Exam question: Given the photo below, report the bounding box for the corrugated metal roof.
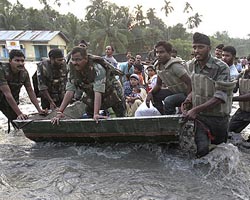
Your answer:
[0,31,23,40]
[0,30,69,42]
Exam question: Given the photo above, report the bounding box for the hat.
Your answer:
[48,48,64,58]
[130,74,139,81]
[193,32,211,45]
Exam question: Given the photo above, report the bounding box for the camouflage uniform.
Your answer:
[153,57,189,114]
[229,70,250,133]
[66,55,125,117]
[36,59,67,109]
[187,55,233,157]
[0,62,30,122]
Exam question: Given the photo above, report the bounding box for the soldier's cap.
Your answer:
[193,32,211,46]
[130,74,139,81]
[48,49,64,58]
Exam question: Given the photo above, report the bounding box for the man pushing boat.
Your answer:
[51,46,125,124]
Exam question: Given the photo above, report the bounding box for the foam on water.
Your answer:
[0,62,250,199]
[193,143,240,177]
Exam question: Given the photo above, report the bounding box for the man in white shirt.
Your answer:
[222,46,239,81]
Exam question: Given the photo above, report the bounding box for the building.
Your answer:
[0,30,69,61]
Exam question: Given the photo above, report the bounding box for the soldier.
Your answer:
[35,48,67,110]
[51,46,125,124]
[0,49,45,131]
[183,32,235,158]
[228,56,250,134]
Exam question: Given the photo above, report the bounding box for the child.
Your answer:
[126,86,142,107]
[133,64,144,85]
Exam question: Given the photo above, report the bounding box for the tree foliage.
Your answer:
[0,0,249,59]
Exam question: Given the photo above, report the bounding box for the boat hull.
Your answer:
[14,115,183,143]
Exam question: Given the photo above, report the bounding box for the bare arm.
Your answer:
[184,97,223,120]
[58,90,74,113]
[25,84,43,113]
[51,90,74,125]
[93,91,108,122]
[233,93,250,102]
[40,89,57,110]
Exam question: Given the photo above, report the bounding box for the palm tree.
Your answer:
[88,5,130,54]
[85,0,107,20]
[161,0,174,17]
[116,6,133,31]
[134,4,145,27]
[183,2,193,13]
[0,3,24,30]
[146,8,156,25]
[186,12,202,29]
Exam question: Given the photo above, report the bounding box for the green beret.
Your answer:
[193,32,210,45]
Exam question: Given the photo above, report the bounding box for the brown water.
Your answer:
[0,63,250,199]
[0,127,250,200]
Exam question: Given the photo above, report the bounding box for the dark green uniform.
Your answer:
[66,55,125,117]
[0,62,30,123]
[36,59,67,109]
[187,55,234,157]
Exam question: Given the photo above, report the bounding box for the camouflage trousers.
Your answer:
[84,80,126,117]
[0,98,19,131]
[229,108,250,133]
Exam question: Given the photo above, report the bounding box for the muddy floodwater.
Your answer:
[0,63,250,200]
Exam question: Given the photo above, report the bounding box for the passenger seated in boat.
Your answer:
[51,46,125,124]
[135,65,161,117]
[145,41,192,115]
[124,74,147,117]
[126,86,143,116]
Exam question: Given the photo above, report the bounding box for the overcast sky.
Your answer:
[9,0,250,39]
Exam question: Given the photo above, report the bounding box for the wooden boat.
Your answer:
[13,115,184,143]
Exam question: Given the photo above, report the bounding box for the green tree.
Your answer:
[88,4,130,54]
[161,0,174,17]
[146,8,156,26]
[183,2,193,13]
[85,0,107,20]
[169,23,190,40]
[186,13,202,29]
[134,4,146,27]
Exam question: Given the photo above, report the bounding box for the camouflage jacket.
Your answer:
[66,55,124,109]
[36,59,67,102]
[0,62,30,104]
[187,55,230,103]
